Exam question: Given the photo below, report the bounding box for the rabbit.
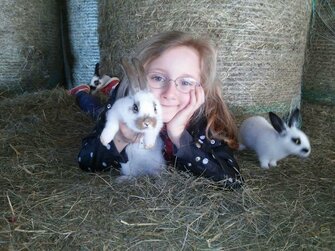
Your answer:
[100,58,163,149]
[89,62,101,88]
[89,63,115,94]
[239,108,311,169]
[100,58,165,180]
[116,136,166,183]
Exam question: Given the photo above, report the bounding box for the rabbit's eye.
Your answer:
[292,137,301,145]
[153,102,157,113]
[132,104,139,113]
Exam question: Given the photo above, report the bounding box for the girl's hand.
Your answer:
[166,85,205,148]
[113,122,142,152]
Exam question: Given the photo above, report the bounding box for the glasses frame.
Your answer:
[147,72,201,94]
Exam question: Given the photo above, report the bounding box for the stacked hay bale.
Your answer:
[0,0,63,92]
[99,0,311,116]
[302,0,335,105]
[66,0,100,87]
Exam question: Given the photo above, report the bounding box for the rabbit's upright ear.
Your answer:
[120,57,138,95]
[288,108,300,128]
[94,63,100,77]
[269,112,286,134]
[120,57,148,95]
[132,58,148,91]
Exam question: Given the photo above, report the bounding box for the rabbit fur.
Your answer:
[239,109,311,169]
[117,137,166,182]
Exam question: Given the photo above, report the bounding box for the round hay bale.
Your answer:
[302,0,335,105]
[66,0,100,87]
[99,0,311,115]
[0,0,63,92]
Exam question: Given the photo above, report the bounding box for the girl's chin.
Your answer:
[161,107,178,123]
[162,116,173,123]
[162,113,176,123]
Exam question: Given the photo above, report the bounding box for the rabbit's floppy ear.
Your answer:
[269,112,286,134]
[120,57,148,95]
[288,108,300,128]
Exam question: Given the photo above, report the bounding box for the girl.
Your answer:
[69,31,243,188]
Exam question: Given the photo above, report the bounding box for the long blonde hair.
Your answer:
[118,31,238,149]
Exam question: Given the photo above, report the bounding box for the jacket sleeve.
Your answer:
[77,99,128,172]
[174,129,244,188]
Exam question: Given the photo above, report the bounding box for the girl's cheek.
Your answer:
[181,92,192,107]
[150,88,161,99]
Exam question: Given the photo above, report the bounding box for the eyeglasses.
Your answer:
[147,72,201,94]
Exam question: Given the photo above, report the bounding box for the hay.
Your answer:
[0,0,63,93]
[302,0,335,105]
[65,0,100,87]
[99,0,311,116]
[0,88,334,250]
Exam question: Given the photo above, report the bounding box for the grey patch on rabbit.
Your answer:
[239,108,311,169]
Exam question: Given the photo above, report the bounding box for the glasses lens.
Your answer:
[176,77,199,93]
[147,73,167,89]
[147,73,200,93]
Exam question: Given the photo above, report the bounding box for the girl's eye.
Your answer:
[180,79,194,86]
[152,75,166,82]
[181,80,192,86]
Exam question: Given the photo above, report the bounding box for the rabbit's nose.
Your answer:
[301,148,311,157]
[143,118,152,127]
[301,148,309,153]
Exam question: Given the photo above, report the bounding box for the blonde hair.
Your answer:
[118,31,238,149]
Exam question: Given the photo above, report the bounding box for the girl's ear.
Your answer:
[269,112,287,134]
[288,108,300,128]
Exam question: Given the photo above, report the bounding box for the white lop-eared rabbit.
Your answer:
[239,109,311,169]
[100,58,165,181]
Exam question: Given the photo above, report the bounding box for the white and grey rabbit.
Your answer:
[100,58,165,180]
[239,108,311,169]
[89,62,117,94]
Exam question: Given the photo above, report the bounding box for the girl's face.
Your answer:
[145,46,201,123]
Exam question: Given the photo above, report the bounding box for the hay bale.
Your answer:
[302,0,335,105]
[99,0,311,115]
[66,0,100,87]
[0,0,63,92]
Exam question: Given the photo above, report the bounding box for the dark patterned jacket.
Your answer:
[77,93,244,189]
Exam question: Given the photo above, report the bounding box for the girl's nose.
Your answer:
[162,80,177,99]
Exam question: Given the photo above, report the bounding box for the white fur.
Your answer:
[117,137,166,182]
[239,115,311,169]
[100,91,163,148]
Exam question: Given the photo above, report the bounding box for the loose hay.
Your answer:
[0,89,334,250]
